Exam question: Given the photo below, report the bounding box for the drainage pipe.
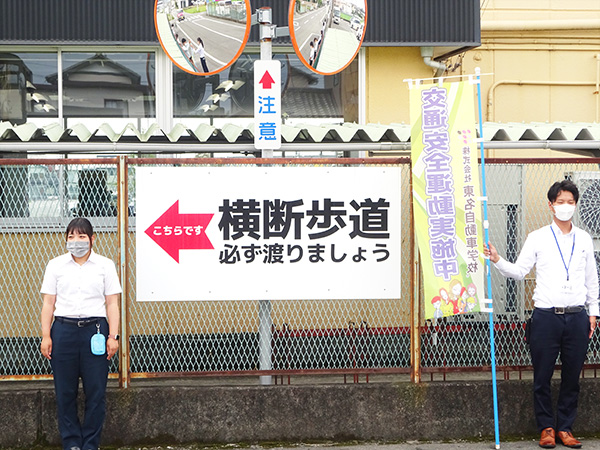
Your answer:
[420,47,446,78]
[482,19,600,31]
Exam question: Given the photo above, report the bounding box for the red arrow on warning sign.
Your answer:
[259,70,275,89]
[145,200,214,263]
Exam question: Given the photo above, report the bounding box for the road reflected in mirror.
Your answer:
[290,0,366,75]
[155,0,251,75]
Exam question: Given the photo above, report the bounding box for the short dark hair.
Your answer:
[547,180,579,204]
[66,218,94,241]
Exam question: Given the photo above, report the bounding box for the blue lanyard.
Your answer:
[550,226,575,281]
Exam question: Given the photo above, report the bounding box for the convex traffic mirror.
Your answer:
[155,0,251,75]
[289,0,367,75]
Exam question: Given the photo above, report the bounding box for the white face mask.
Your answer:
[66,241,90,258]
[553,203,576,222]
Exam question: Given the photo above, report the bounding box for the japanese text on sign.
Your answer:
[421,86,458,282]
[217,197,390,264]
[254,60,282,149]
[460,129,480,275]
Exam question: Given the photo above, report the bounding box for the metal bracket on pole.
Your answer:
[275,26,290,38]
[260,24,276,40]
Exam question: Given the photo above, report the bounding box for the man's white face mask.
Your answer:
[553,203,576,222]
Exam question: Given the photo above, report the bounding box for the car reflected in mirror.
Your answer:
[289,0,367,75]
[155,0,251,75]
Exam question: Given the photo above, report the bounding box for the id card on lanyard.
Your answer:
[551,227,575,296]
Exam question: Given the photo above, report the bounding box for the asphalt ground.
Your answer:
[9,439,600,450]
[108,440,600,450]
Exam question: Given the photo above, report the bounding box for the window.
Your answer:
[104,99,130,116]
[0,51,156,129]
[0,52,58,125]
[60,52,155,120]
[173,52,358,123]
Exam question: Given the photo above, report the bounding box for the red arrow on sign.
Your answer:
[259,70,275,89]
[145,200,214,263]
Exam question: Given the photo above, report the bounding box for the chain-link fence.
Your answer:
[125,159,413,378]
[2,157,600,384]
[420,160,600,375]
[0,159,121,377]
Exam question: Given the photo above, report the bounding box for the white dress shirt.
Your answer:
[194,43,206,58]
[494,222,599,316]
[40,251,122,318]
[182,42,191,58]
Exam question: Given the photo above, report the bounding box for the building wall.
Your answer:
[365,47,429,125]
[364,0,600,125]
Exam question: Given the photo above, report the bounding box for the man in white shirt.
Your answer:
[485,180,598,449]
[181,38,192,63]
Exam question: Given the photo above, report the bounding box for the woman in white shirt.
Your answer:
[194,37,209,73]
[41,218,122,450]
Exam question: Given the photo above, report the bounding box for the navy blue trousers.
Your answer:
[50,318,109,450]
[529,308,590,432]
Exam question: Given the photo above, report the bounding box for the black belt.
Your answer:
[536,306,585,314]
[54,316,103,327]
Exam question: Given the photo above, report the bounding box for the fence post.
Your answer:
[117,155,130,388]
[410,165,421,383]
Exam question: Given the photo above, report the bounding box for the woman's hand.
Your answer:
[40,294,56,360]
[106,337,119,360]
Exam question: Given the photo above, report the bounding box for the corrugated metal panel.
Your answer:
[1,121,600,144]
[247,0,480,47]
[363,0,480,46]
[0,0,157,44]
[0,0,479,47]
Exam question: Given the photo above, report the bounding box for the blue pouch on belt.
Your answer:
[91,324,106,355]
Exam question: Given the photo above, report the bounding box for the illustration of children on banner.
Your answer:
[429,279,480,318]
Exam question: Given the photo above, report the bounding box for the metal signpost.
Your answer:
[254,7,287,385]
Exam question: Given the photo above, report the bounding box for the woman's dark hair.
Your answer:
[66,218,94,241]
[547,180,579,204]
[197,37,204,47]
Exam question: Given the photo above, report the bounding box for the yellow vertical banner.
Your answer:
[410,81,486,321]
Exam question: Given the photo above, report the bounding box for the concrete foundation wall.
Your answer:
[2,379,600,448]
